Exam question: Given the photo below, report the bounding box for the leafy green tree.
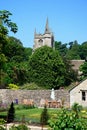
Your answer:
[4,36,25,62]
[28,46,66,89]
[0,10,18,86]
[55,41,68,56]
[3,61,29,85]
[62,58,77,86]
[0,10,18,34]
[66,40,80,60]
[80,61,87,78]
[79,41,87,59]
[24,47,32,61]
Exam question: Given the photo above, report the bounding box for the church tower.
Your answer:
[33,18,54,51]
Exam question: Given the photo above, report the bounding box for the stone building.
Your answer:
[33,18,54,51]
[71,60,85,75]
[69,79,87,107]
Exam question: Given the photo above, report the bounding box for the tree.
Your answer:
[62,57,78,86]
[40,105,49,128]
[0,10,18,34]
[55,41,68,57]
[3,61,29,85]
[66,40,80,60]
[79,41,87,59]
[80,61,87,78]
[0,10,18,86]
[28,46,66,89]
[4,36,25,62]
[7,102,15,123]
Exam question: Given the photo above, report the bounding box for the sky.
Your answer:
[1,0,87,48]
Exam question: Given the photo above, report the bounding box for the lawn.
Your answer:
[0,105,60,124]
[0,104,87,124]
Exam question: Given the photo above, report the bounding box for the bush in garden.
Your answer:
[0,118,6,124]
[9,124,30,130]
[72,102,82,117]
[40,105,49,126]
[0,119,6,130]
[0,126,6,130]
[8,83,19,90]
[48,108,87,130]
[7,102,15,123]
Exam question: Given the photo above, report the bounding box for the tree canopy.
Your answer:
[28,46,67,89]
[0,9,87,89]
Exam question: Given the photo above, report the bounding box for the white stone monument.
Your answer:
[51,88,55,100]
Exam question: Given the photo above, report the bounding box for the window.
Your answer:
[38,39,43,43]
[82,91,86,101]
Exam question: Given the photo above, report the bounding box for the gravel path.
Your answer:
[5,123,48,130]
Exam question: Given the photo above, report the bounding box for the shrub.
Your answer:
[40,105,49,126]
[7,83,19,90]
[49,108,87,130]
[0,119,6,130]
[9,124,30,130]
[0,126,6,130]
[72,102,82,118]
[7,102,15,123]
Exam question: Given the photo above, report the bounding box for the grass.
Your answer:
[0,104,87,124]
[0,105,59,124]
[15,107,60,123]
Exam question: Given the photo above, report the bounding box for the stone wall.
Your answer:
[0,89,69,107]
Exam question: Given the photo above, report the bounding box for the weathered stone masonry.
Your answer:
[0,89,69,107]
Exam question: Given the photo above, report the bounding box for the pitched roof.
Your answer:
[69,78,87,92]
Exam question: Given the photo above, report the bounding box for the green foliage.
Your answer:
[62,57,78,86]
[21,83,45,90]
[49,108,87,130]
[7,83,19,90]
[0,118,6,124]
[0,10,18,34]
[7,102,15,123]
[79,41,87,59]
[0,10,87,88]
[0,126,6,130]
[40,105,49,126]
[28,46,66,89]
[66,40,80,60]
[55,41,68,56]
[2,61,29,85]
[55,40,87,61]
[9,124,29,130]
[72,103,82,118]
[0,118,6,130]
[80,62,87,78]
[4,37,26,62]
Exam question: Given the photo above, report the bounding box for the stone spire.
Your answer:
[45,18,50,33]
[34,28,36,37]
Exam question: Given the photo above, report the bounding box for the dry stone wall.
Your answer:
[0,89,69,107]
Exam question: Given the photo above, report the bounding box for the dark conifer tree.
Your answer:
[7,102,15,123]
[40,105,49,127]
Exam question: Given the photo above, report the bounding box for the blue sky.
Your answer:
[1,0,87,48]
